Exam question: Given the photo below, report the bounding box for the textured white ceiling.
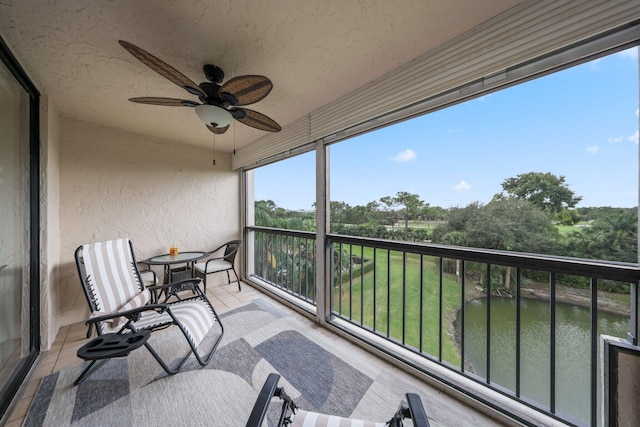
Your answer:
[0,0,521,152]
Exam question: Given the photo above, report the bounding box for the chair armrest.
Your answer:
[87,304,168,325]
[201,250,238,269]
[406,393,430,427]
[202,243,240,263]
[246,373,281,427]
[137,261,152,272]
[208,242,229,255]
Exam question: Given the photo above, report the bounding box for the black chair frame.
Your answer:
[194,239,242,292]
[75,241,224,380]
[246,373,431,427]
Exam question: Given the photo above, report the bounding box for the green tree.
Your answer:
[255,200,314,231]
[380,191,427,240]
[556,208,582,226]
[255,200,278,226]
[422,205,446,223]
[365,200,392,227]
[433,199,559,291]
[330,201,350,225]
[496,172,582,215]
[345,204,368,225]
[564,208,637,263]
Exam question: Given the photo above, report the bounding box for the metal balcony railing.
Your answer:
[248,226,316,304]
[245,226,640,427]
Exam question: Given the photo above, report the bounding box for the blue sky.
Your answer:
[255,47,639,211]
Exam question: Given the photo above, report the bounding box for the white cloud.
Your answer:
[608,136,624,143]
[586,146,599,154]
[453,180,471,192]
[629,130,639,145]
[636,107,639,117]
[393,149,417,163]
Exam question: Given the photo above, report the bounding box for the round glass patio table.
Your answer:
[144,251,206,284]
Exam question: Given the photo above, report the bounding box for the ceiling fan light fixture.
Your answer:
[195,104,233,128]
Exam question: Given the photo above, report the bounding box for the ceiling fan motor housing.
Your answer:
[203,64,224,83]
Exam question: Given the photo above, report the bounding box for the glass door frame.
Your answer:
[0,35,40,420]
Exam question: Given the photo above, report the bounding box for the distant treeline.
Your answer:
[255,197,637,293]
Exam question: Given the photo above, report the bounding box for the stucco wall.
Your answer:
[40,96,61,349]
[57,118,240,326]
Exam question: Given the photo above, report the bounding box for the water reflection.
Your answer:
[459,297,628,424]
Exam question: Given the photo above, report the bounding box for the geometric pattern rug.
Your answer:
[22,298,489,426]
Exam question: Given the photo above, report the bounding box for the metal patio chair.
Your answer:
[137,261,158,287]
[74,238,224,383]
[246,373,431,427]
[193,239,242,292]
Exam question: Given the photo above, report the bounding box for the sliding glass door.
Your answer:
[0,37,39,420]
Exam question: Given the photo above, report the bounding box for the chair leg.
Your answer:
[149,300,224,373]
[143,342,186,375]
[74,359,109,385]
[231,267,241,291]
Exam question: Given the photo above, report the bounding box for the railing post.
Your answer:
[628,282,640,345]
[243,170,255,278]
[315,139,330,325]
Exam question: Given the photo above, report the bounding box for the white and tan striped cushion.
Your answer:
[132,299,216,346]
[291,410,386,427]
[83,239,142,314]
[193,259,232,274]
[91,288,152,331]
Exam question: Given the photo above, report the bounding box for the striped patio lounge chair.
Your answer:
[74,238,223,382]
[246,373,431,427]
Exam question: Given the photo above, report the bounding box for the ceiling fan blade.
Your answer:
[207,124,229,134]
[220,75,273,106]
[119,40,205,97]
[129,97,200,107]
[233,108,281,132]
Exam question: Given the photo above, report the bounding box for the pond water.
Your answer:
[460,297,628,425]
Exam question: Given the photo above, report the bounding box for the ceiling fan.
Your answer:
[119,40,281,135]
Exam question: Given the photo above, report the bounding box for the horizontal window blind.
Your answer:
[233,116,310,169]
[233,0,640,170]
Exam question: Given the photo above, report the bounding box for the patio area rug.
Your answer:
[22,298,485,427]
[24,299,402,426]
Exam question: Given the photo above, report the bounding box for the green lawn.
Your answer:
[333,247,463,366]
[405,220,446,229]
[555,221,591,235]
